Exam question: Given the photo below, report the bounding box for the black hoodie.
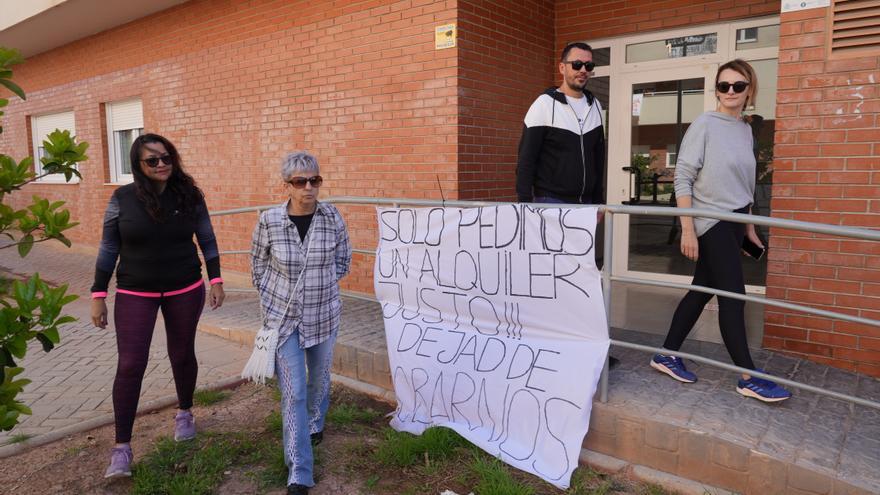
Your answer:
[516,87,606,204]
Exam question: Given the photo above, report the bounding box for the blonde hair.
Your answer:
[715,59,758,112]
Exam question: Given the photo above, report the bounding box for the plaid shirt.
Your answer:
[251,201,352,348]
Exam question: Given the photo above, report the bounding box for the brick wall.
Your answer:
[456,0,555,201]
[766,7,880,377]
[1,0,459,295]
[556,0,779,45]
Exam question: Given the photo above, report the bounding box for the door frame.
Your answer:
[588,15,779,294]
[607,65,716,286]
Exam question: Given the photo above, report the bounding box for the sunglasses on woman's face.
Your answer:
[564,60,596,72]
[141,155,173,168]
[288,175,323,188]
[716,81,750,94]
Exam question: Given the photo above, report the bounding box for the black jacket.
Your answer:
[91,183,221,293]
[516,88,606,204]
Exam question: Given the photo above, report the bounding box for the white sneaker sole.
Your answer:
[737,386,791,403]
[104,470,131,479]
[650,359,696,383]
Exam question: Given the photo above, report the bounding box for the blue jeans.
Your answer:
[533,195,567,204]
[276,331,336,487]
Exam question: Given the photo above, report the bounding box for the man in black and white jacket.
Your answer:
[516,41,605,211]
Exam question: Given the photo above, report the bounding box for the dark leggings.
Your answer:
[663,220,756,370]
[112,285,205,443]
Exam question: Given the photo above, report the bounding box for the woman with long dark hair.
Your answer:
[649,60,791,403]
[90,133,226,477]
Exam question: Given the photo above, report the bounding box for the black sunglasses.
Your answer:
[288,175,323,188]
[141,155,173,168]
[564,60,596,72]
[716,81,750,94]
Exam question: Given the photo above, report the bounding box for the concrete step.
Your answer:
[200,294,880,495]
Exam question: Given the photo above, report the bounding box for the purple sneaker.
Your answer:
[174,410,196,442]
[104,445,132,478]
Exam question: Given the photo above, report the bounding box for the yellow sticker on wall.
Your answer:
[435,24,456,50]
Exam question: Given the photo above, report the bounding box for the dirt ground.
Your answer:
[0,382,663,495]
[0,383,391,495]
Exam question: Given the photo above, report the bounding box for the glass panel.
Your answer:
[627,78,704,277]
[736,25,779,51]
[742,59,778,286]
[588,76,610,267]
[591,47,610,67]
[116,128,142,176]
[626,33,717,63]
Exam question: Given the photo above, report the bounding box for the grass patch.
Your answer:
[5,433,33,445]
[265,410,282,435]
[469,454,535,495]
[374,426,468,468]
[326,403,381,426]
[192,389,229,407]
[131,433,253,495]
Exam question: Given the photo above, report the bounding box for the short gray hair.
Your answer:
[280,151,320,181]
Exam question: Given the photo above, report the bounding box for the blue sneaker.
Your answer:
[737,371,792,403]
[650,354,697,383]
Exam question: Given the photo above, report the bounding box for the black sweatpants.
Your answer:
[662,218,755,370]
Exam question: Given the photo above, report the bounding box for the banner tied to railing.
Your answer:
[374,204,610,489]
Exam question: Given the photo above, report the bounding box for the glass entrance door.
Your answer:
[606,66,715,280]
[627,77,706,277]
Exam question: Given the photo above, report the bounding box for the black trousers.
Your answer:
[662,218,755,370]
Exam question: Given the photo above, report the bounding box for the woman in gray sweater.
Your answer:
[649,59,791,403]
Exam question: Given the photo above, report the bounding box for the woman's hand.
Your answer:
[680,229,699,261]
[745,225,764,250]
[91,298,108,329]
[209,283,226,310]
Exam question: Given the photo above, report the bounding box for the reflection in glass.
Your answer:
[627,78,704,278]
[591,47,610,67]
[626,33,717,63]
[736,25,779,50]
[116,128,143,175]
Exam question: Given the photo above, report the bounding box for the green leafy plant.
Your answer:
[0,47,87,431]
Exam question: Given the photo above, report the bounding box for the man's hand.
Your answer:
[91,298,108,329]
[209,283,226,310]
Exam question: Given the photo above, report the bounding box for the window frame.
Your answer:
[30,110,79,184]
[105,98,144,184]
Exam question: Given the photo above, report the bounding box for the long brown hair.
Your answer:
[129,133,203,222]
[715,59,758,115]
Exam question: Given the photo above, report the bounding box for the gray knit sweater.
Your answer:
[674,111,756,237]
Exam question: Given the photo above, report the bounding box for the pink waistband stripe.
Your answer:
[116,280,205,298]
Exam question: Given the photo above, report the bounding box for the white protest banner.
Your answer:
[374,204,610,489]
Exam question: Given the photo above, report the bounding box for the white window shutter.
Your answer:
[33,111,75,140]
[109,99,143,130]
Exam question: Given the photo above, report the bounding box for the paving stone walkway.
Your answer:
[0,243,251,446]
[3,242,879,494]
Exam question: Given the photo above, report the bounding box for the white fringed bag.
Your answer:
[242,233,311,384]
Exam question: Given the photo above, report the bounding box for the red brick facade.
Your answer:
[2,0,878,375]
[766,7,880,377]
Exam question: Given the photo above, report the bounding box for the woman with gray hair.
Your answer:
[247,151,352,495]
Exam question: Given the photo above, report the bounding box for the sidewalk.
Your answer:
[3,241,879,494]
[0,242,251,447]
[200,277,880,494]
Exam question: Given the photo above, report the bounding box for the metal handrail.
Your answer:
[211,196,880,410]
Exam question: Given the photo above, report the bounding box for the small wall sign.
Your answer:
[435,24,456,50]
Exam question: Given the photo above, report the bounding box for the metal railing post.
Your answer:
[600,208,613,403]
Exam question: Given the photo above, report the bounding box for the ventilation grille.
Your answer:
[831,0,880,56]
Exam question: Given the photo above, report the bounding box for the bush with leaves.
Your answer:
[0,47,88,431]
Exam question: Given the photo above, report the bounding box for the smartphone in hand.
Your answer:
[742,236,766,260]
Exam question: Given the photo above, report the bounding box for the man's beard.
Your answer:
[566,77,587,93]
